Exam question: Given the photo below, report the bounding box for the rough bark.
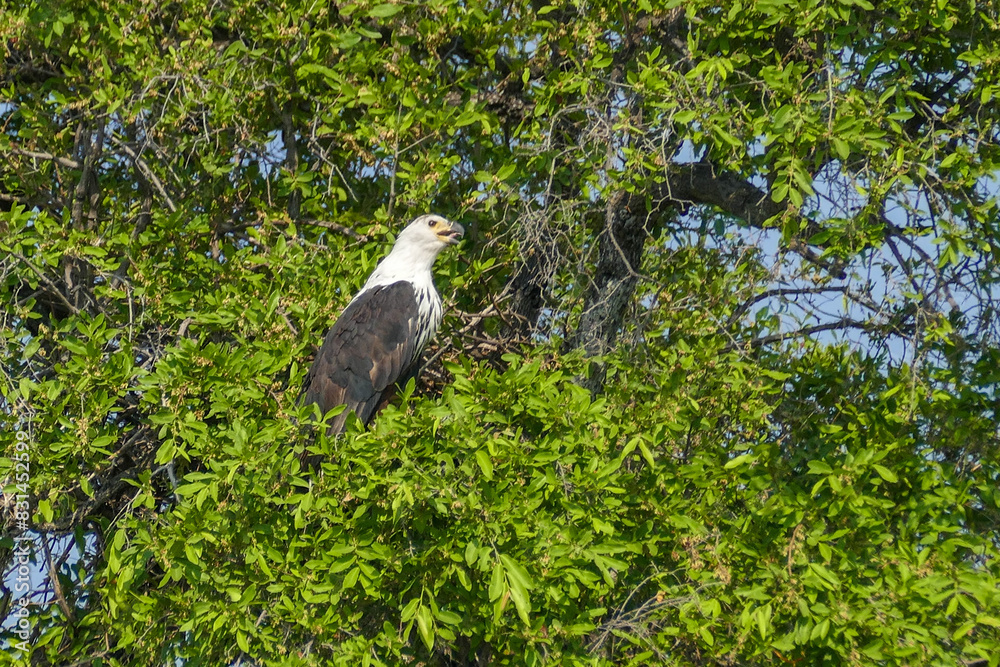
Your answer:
[572,191,650,395]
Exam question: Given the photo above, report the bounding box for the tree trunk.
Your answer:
[572,191,648,395]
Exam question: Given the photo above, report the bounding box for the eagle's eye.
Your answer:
[428,219,437,227]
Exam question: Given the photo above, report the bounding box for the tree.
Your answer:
[2,0,999,664]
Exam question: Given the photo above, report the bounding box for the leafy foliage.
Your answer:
[2,0,999,665]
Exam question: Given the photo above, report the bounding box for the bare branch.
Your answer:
[109,135,178,214]
[882,214,961,312]
[727,317,872,352]
[295,219,366,240]
[10,148,82,170]
[726,286,849,328]
[10,251,81,318]
[42,535,76,624]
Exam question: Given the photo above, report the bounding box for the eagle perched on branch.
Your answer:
[302,214,464,434]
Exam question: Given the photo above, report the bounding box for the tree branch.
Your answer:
[293,218,365,240]
[726,286,849,328]
[572,191,648,395]
[110,135,178,214]
[725,318,871,352]
[10,148,82,170]
[10,251,81,319]
[654,163,847,278]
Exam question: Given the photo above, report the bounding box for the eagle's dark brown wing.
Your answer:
[302,281,420,434]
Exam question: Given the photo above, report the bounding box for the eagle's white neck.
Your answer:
[360,232,446,292]
[356,236,445,352]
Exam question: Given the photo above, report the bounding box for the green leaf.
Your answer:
[400,597,420,622]
[831,137,850,160]
[808,460,833,475]
[489,561,505,601]
[415,605,435,651]
[872,464,898,483]
[475,449,494,480]
[501,555,533,624]
[724,453,757,469]
[368,3,402,18]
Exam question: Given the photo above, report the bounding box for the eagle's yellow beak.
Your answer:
[436,219,464,246]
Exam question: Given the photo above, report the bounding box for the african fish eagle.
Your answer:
[302,214,464,434]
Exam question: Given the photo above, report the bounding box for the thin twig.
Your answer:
[295,218,366,240]
[10,251,81,317]
[109,135,178,214]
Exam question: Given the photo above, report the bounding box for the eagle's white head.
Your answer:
[361,214,464,289]
[394,214,464,254]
